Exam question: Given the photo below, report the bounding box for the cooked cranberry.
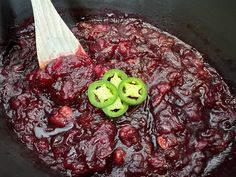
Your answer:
[49,106,73,127]
[155,105,185,133]
[59,106,73,117]
[157,133,178,149]
[119,125,140,147]
[113,148,126,166]
[51,79,76,101]
[93,122,116,159]
[147,155,168,175]
[76,113,92,126]
[28,70,52,86]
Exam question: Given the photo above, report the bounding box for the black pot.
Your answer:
[1,0,236,177]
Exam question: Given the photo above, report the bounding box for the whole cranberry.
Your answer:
[119,125,140,147]
[157,133,177,149]
[49,106,73,127]
[59,105,73,117]
[113,148,126,166]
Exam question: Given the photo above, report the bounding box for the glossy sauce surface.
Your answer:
[0,17,236,177]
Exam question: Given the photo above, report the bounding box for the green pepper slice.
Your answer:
[102,97,129,118]
[88,80,118,108]
[102,69,128,88]
[118,77,147,105]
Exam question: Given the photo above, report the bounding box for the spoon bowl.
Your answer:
[31,0,86,68]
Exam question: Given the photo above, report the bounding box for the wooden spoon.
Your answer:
[31,0,87,69]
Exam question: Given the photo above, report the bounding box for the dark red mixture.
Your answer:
[1,17,236,177]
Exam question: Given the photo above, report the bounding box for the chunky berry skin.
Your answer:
[1,17,236,177]
[49,106,73,127]
[119,125,140,147]
[157,133,177,149]
[113,148,126,166]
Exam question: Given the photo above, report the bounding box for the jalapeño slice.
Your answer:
[102,97,129,118]
[88,80,118,108]
[118,77,147,105]
[102,69,128,88]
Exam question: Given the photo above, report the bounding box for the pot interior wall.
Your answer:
[0,0,236,177]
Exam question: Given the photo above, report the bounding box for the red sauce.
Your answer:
[1,17,236,177]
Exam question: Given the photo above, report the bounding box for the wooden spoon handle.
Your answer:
[31,0,85,68]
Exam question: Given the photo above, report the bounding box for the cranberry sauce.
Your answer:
[0,17,236,177]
